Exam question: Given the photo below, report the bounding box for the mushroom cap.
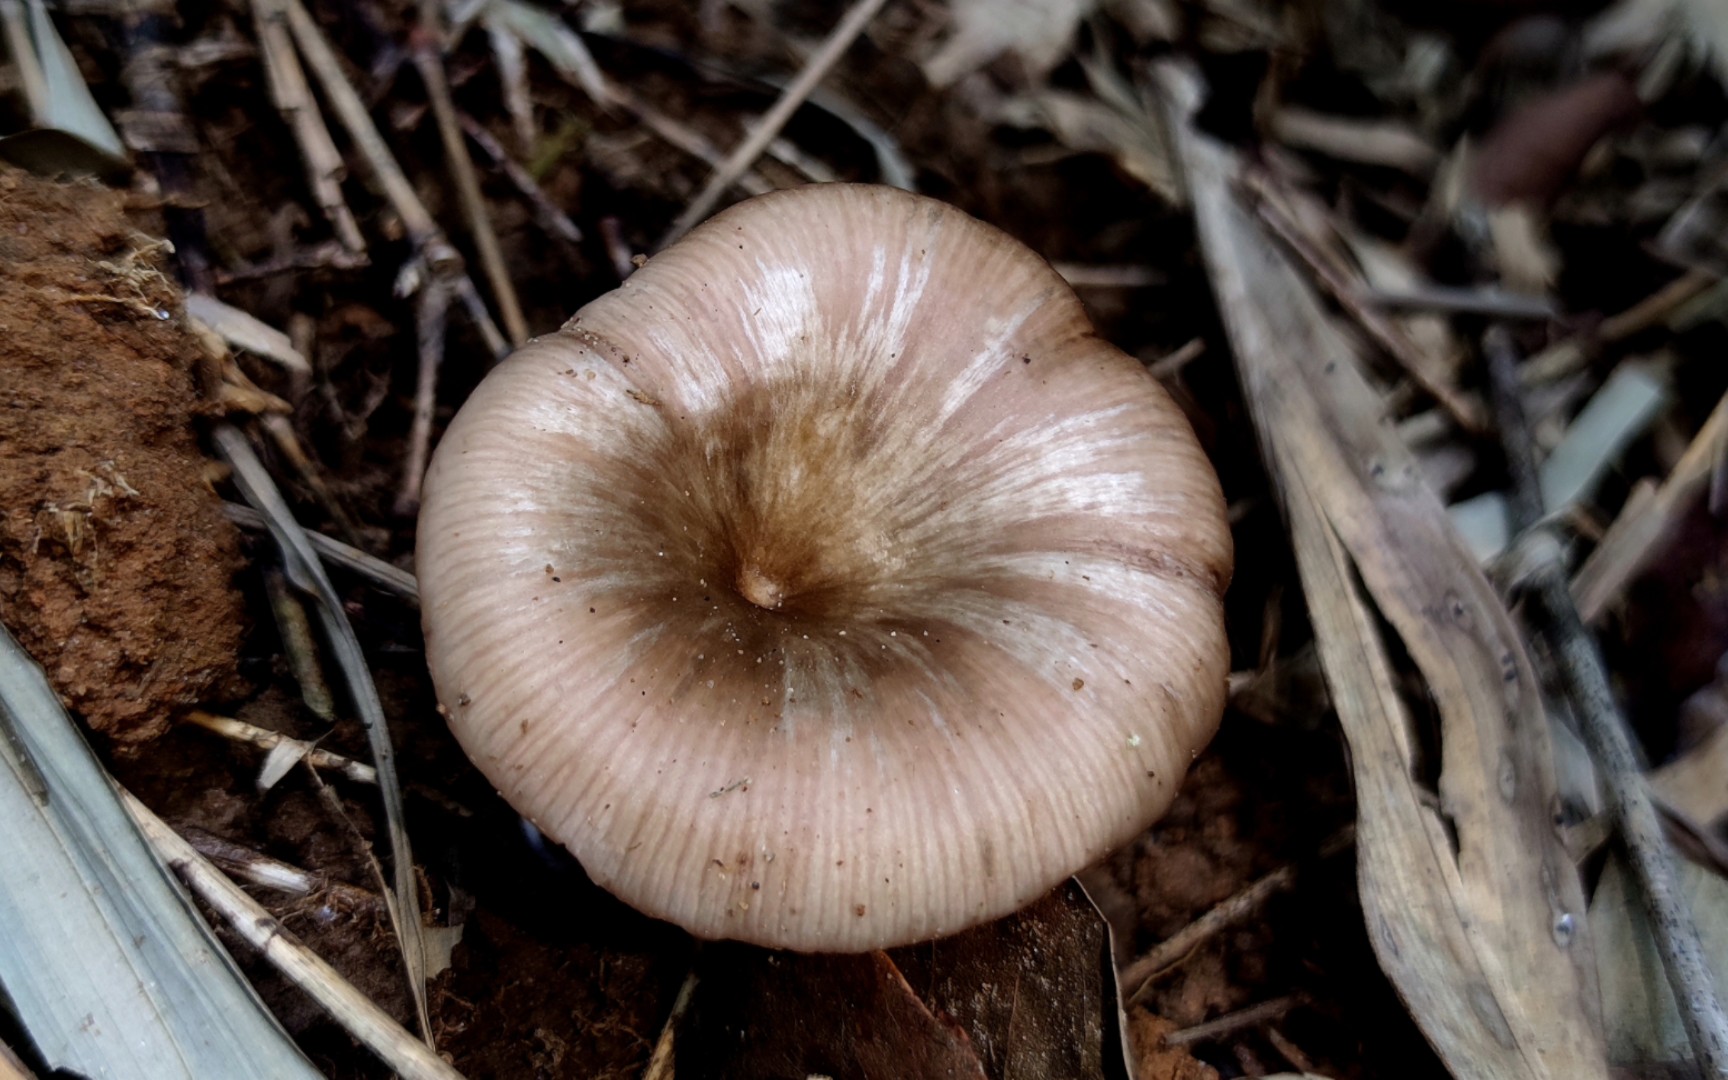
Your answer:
[418,184,1231,952]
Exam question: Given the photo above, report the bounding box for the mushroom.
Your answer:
[417,184,1231,952]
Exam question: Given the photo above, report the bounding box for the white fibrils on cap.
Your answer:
[417,184,1232,952]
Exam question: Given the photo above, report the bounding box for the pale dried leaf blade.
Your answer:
[1451,360,1670,562]
[924,0,1097,86]
[0,0,126,168]
[257,738,310,792]
[1600,0,1728,88]
[186,293,311,375]
[0,619,322,1080]
[213,424,435,1043]
[1593,855,1728,1068]
[1571,388,1728,621]
[1539,360,1669,512]
[420,922,466,980]
[1003,89,1177,202]
[482,0,608,102]
[1157,61,1609,1080]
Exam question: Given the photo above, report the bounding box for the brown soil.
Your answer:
[1129,1012,1219,1080]
[0,167,245,744]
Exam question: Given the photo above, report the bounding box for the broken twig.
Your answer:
[1486,326,1728,1080]
[412,0,527,346]
[185,710,378,785]
[396,273,453,517]
[123,789,463,1080]
[657,0,890,247]
[1163,996,1305,1048]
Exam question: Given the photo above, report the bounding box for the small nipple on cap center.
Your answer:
[737,564,787,610]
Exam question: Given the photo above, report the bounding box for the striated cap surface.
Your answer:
[418,184,1232,951]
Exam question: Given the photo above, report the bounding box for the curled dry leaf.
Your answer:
[1468,70,1642,207]
[889,879,1132,1079]
[1159,61,1609,1080]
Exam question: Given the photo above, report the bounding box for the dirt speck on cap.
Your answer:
[0,168,245,744]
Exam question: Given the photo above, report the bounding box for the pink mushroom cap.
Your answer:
[417,184,1232,952]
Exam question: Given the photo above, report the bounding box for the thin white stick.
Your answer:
[122,789,467,1080]
[185,710,378,785]
[656,0,890,247]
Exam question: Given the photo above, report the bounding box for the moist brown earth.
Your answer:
[0,167,245,744]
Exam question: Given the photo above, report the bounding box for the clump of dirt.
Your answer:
[1128,1011,1219,1080]
[0,167,245,744]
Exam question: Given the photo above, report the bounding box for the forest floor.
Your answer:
[4,1,1727,1078]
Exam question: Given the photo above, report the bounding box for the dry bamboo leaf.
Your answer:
[1158,61,1609,1080]
[923,0,1096,86]
[1451,359,1671,560]
[1593,855,1728,1069]
[997,88,1178,201]
[0,0,127,175]
[1271,107,1441,178]
[0,620,322,1080]
[1339,232,1462,389]
[214,424,436,1045]
[1573,389,1728,621]
[1652,713,1728,828]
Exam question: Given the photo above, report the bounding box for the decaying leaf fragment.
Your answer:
[663,880,1132,1079]
[1157,62,1609,1080]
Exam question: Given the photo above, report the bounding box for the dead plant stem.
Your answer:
[1521,269,1716,386]
[280,0,506,358]
[1486,327,1728,1080]
[1164,995,1304,1047]
[215,424,435,1046]
[1125,865,1293,1004]
[397,274,453,517]
[1250,175,1484,432]
[1121,825,1351,1005]
[122,789,464,1080]
[459,113,582,245]
[658,0,890,247]
[413,0,527,346]
[251,0,365,254]
[185,710,377,785]
[264,567,336,721]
